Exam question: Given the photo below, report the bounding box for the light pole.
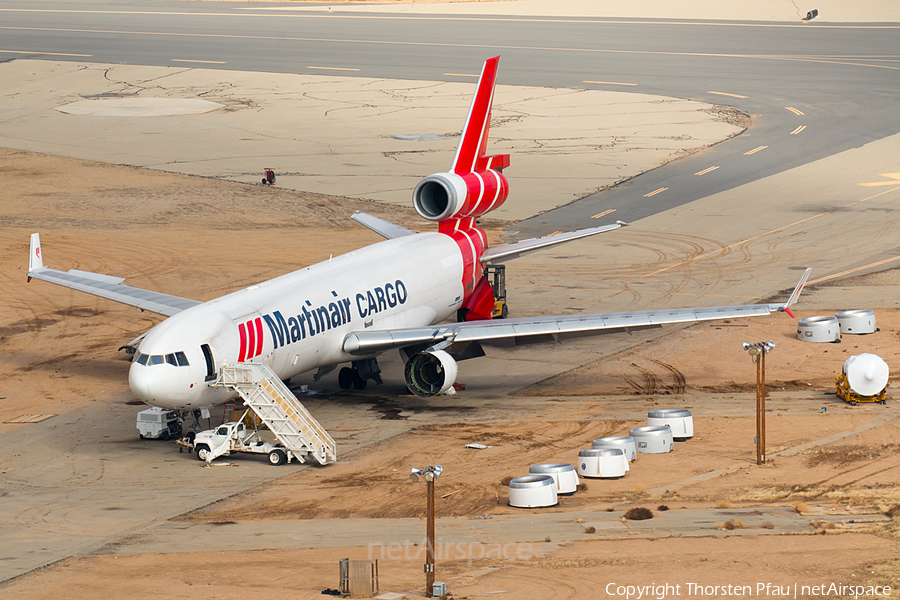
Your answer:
[743,341,774,465]
[410,465,442,597]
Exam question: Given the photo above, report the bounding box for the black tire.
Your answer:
[338,367,353,389]
[269,449,286,466]
[139,433,146,440]
[500,303,509,319]
[160,430,169,441]
[352,371,367,390]
[196,444,211,461]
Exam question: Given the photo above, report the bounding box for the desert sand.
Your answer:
[2,147,900,599]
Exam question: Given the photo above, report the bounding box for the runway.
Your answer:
[2,0,899,236]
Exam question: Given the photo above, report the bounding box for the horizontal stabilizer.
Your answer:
[351,212,417,240]
[481,221,626,263]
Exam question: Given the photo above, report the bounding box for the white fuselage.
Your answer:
[128,233,465,410]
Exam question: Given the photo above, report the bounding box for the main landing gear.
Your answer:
[338,358,382,391]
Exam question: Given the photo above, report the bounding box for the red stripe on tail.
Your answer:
[451,56,499,175]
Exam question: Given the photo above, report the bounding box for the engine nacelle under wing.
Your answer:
[403,349,459,397]
[413,168,509,222]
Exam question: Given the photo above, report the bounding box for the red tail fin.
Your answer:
[451,56,499,174]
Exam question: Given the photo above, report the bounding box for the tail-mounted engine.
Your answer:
[413,155,510,222]
[403,349,459,397]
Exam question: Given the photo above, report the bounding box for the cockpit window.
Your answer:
[135,351,190,367]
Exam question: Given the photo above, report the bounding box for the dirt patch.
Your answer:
[805,444,900,468]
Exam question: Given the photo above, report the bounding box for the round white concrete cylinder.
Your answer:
[647,409,694,439]
[630,425,674,454]
[508,474,558,508]
[529,463,579,494]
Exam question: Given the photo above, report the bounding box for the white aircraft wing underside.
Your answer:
[343,303,776,355]
[343,267,810,355]
[28,266,200,316]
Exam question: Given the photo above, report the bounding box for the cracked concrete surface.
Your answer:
[0,59,743,221]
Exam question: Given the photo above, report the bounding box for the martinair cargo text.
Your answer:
[27,57,810,412]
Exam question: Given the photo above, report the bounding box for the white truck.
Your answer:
[137,407,183,440]
[191,420,295,465]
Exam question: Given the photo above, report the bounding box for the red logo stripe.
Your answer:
[254,317,264,357]
[237,322,247,362]
[246,319,256,359]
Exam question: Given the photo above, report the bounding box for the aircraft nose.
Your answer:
[128,362,153,402]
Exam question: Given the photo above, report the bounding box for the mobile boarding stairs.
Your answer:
[209,362,337,465]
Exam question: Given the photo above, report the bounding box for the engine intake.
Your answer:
[413,168,508,221]
[403,349,459,397]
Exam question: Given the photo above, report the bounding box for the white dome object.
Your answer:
[577,448,627,478]
[843,353,889,396]
[835,310,877,335]
[647,409,694,439]
[508,475,558,508]
[592,436,637,462]
[630,425,674,454]
[529,463,579,494]
[797,315,840,343]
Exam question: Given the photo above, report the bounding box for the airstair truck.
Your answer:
[184,362,337,466]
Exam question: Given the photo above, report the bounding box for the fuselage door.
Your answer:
[201,343,216,382]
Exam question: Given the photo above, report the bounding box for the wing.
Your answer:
[482,221,627,263]
[27,233,200,317]
[351,212,417,240]
[343,269,812,355]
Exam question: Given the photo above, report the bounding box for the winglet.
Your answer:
[781,267,811,318]
[451,56,500,174]
[28,233,43,281]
